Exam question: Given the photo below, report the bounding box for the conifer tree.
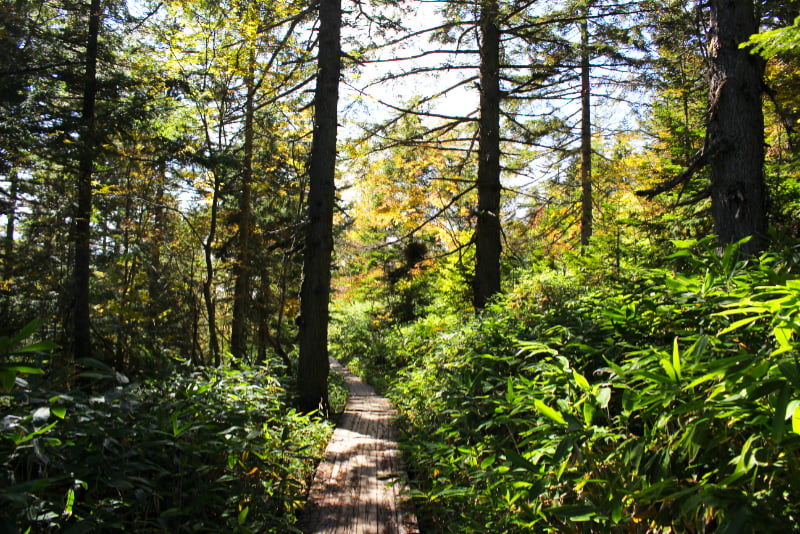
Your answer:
[297,0,342,414]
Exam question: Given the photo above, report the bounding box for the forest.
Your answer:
[1,0,799,531]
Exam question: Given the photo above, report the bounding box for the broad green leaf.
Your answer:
[504,449,538,472]
[238,506,249,525]
[572,369,591,392]
[689,334,710,358]
[534,399,566,425]
[660,358,678,382]
[793,404,800,435]
[582,400,595,425]
[480,454,496,470]
[772,327,793,356]
[595,387,611,409]
[773,384,790,441]
[9,318,45,348]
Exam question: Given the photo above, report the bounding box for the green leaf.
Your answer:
[672,337,682,381]
[595,387,611,409]
[14,340,59,353]
[572,369,591,392]
[547,503,597,521]
[9,318,45,348]
[76,357,113,372]
[582,401,595,426]
[660,358,677,382]
[671,239,696,249]
[15,420,58,445]
[64,487,75,517]
[792,404,800,435]
[504,449,538,473]
[684,372,722,391]
[773,384,790,441]
[1,365,44,374]
[0,369,13,391]
[718,316,762,335]
[772,327,793,356]
[534,399,566,426]
[238,506,249,525]
[480,454,496,470]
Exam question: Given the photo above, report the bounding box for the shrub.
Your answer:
[1,362,332,533]
[384,239,800,533]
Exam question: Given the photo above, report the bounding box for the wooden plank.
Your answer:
[301,359,419,534]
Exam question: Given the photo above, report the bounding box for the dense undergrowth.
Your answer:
[331,238,800,533]
[1,342,337,533]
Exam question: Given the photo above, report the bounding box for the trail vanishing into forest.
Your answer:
[301,359,418,534]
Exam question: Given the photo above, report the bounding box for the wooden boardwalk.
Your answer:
[301,359,418,534]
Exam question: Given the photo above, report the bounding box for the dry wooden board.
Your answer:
[300,359,419,534]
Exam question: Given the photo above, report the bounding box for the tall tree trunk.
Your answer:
[203,172,221,367]
[231,54,255,363]
[708,0,766,255]
[189,281,201,366]
[580,16,593,252]
[297,0,342,415]
[473,0,502,310]
[72,0,101,361]
[4,170,16,279]
[2,169,17,330]
[147,175,165,354]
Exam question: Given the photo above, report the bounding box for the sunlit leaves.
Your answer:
[368,240,800,532]
[1,365,332,531]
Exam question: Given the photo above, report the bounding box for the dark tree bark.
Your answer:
[147,174,166,355]
[297,0,341,414]
[231,55,255,362]
[708,0,766,255]
[72,0,101,361]
[579,16,593,252]
[473,0,502,310]
[203,170,222,367]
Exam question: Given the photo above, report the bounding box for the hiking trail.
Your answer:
[301,358,419,534]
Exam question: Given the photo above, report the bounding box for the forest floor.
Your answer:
[300,358,419,534]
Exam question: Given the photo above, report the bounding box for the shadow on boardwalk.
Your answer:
[300,359,418,534]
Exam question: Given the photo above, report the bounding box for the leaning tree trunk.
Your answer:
[297,0,342,415]
[473,0,502,310]
[72,0,101,361]
[708,0,766,255]
[579,16,593,252]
